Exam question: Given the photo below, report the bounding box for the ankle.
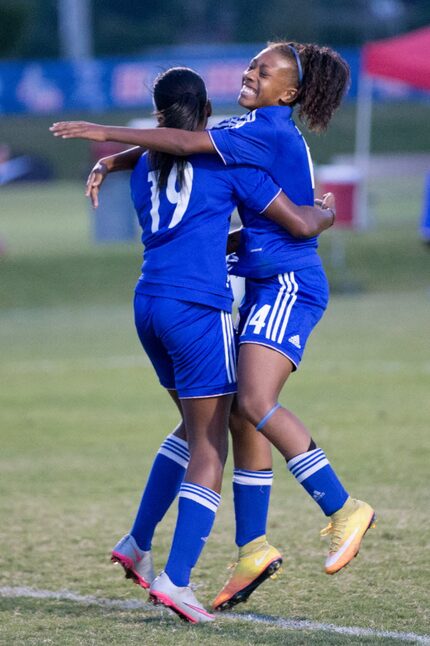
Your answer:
[331,496,354,517]
[239,534,268,557]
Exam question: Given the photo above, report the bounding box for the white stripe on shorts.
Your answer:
[265,273,298,343]
[276,272,298,343]
[221,311,237,384]
[265,276,287,341]
[269,273,290,341]
[225,311,237,380]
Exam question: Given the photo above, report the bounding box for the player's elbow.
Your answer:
[290,221,315,238]
[175,142,191,156]
[177,133,199,156]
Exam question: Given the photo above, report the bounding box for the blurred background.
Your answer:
[0,1,429,247]
[0,1,429,177]
[0,0,429,302]
[1,5,430,641]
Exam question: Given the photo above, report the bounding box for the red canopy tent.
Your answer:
[354,26,430,227]
[363,26,430,90]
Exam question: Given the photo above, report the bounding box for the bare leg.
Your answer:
[168,389,187,441]
[160,394,233,593]
[181,394,233,492]
[236,344,311,460]
[230,397,272,470]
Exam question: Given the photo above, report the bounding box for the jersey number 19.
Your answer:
[148,162,194,233]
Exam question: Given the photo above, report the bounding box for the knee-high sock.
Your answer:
[131,433,190,550]
[165,482,221,587]
[233,469,273,547]
[287,448,348,516]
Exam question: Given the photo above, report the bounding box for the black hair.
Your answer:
[149,67,208,189]
[268,41,351,132]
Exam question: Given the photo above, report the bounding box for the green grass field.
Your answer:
[1,178,429,645]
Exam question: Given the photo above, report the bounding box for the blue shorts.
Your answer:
[134,293,237,398]
[236,266,329,369]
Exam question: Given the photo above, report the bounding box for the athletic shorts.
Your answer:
[134,293,237,398]
[236,266,329,370]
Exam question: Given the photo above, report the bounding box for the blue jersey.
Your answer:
[130,152,280,312]
[209,106,321,278]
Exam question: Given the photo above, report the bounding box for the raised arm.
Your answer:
[50,121,215,156]
[264,192,336,238]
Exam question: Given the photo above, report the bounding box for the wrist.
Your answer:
[324,207,336,226]
[95,159,109,174]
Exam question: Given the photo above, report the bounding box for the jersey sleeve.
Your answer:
[208,110,276,169]
[231,166,281,214]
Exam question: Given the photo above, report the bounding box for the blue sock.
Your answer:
[288,448,349,516]
[233,469,273,547]
[165,482,220,587]
[131,433,190,550]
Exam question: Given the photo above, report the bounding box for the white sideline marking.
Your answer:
[0,586,150,611]
[1,586,429,643]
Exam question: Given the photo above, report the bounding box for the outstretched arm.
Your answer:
[50,121,215,156]
[264,192,336,238]
[86,146,144,208]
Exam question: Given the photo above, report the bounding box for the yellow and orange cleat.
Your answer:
[212,535,283,611]
[321,498,376,575]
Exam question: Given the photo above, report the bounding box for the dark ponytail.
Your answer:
[149,67,208,189]
[269,41,351,133]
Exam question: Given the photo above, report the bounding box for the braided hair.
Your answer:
[268,41,351,132]
[150,67,208,189]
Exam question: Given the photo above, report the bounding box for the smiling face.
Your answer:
[238,47,299,110]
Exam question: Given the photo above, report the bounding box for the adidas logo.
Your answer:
[288,334,301,348]
[312,490,325,502]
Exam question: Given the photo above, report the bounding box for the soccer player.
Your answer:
[52,66,336,623]
[51,41,375,612]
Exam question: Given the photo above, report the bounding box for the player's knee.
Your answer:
[173,420,187,441]
[190,434,228,465]
[236,392,274,428]
[229,399,242,433]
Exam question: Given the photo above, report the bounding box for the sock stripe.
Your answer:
[162,435,190,458]
[180,482,221,504]
[288,448,325,474]
[179,483,221,513]
[287,447,349,516]
[165,433,189,450]
[179,490,219,512]
[158,435,190,468]
[157,447,188,468]
[234,469,273,477]
[294,459,329,483]
[290,452,327,479]
[233,469,273,486]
